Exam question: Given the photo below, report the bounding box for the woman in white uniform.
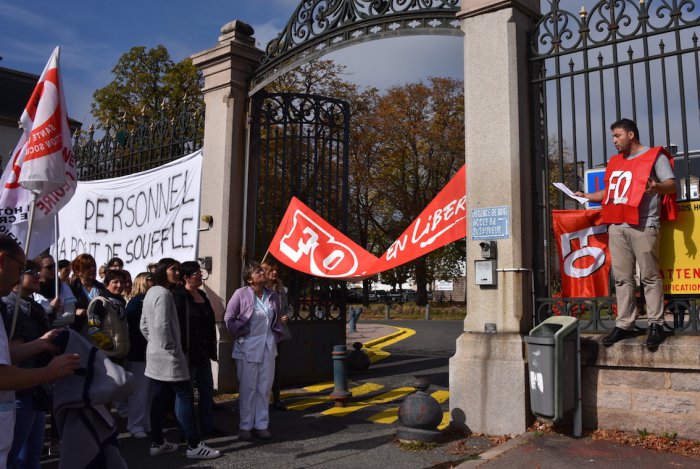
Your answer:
[224,262,285,440]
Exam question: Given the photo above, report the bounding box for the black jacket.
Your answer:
[171,285,217,364]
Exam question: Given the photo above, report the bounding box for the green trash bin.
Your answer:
[524,316,579,422]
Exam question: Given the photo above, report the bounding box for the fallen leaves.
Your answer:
[590,428,700,458]
[527,419,699,458]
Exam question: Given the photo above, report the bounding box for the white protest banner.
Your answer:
[53,150,202,274]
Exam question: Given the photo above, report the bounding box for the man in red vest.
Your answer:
[576,119,676,350]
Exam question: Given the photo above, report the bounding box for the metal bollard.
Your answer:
[348,306,358,333]
[384,303,390,320]
[425,303,430,320]
[330,345,351,407]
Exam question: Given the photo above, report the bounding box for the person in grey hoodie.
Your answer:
[139,258,220,460]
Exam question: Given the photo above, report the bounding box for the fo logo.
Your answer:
[605,170,632,204]
[560,225,608,278]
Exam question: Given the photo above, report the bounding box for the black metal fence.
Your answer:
[249,92,350,321]
[74,105,204,181]
[530,0,700,332]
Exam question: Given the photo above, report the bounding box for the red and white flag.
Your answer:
[0,47,77,256]
[268,197,379,278]
[552,210,611,298]
[267,166,467,279]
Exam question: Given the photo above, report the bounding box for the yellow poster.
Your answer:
[660,201,700,294]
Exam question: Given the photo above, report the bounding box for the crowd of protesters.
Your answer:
[0,234,293,466]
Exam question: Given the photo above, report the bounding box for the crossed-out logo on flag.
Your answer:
[0,47,76,256]
[270,198,379,278]
[552,210,611,298]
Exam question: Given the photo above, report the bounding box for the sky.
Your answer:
[0,0,464,128]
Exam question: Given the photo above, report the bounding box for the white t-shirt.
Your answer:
[0,320,16,466]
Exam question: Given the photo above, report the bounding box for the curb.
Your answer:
[455,433,534,468]
[362,328,406,348]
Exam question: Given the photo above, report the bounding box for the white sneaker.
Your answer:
[149,440,177,456]
[186,441,221,459]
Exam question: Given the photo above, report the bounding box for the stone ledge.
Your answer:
[581,334,700,370]
[458,0,540,20]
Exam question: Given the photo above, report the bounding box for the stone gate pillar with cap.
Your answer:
[449,0,540,434]
[191,21,263,391]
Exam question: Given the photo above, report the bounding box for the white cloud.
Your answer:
[327,35,464,91]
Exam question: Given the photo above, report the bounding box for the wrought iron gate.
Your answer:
[530,0,700,332]
[248,91,351,322]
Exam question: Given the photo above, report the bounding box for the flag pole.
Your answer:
[54,213,59,298]
[9,191,39,340]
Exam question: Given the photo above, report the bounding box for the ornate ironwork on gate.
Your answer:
[249,92,350,321]
[530,0,700,332]
[74,105,204,181]
[249,0,462,94]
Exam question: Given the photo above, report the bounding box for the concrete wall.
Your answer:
[580,335,700,440]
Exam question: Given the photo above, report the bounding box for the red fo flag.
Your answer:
[552,210,610,298]
[268,197,379,278]
[0,47,77,256]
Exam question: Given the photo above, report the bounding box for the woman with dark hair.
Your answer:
[172,261,221,437]
[86,269,129,362]
[124,272,152,438]
[2,261,51,468]
[69,253,107,333]
[140,258,220,460]
[224,261,285,440]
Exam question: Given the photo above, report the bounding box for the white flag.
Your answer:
[0,47,77,257]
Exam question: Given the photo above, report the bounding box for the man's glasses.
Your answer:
[20,269,40,277]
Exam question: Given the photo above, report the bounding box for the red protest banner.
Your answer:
[268,197,379,278]
[552,210,610,298]
[268,166,467,279]
[372,165,466,272]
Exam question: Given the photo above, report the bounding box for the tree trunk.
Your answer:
[414,257,428,306]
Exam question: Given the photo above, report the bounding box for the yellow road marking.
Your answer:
[438,411,450,430]
[431,390,449,403]
[302,382,334,393]
[363,327,416,364]
[322,387,414,417]
[286,382,384,411]
[367,389,449,424]
[367,407,399,424]
[350,382,385,396]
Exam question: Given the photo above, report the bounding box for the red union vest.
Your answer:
[601,146,676,225]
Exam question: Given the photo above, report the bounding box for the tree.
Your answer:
[91,45,203,129]
[363,77,465,304]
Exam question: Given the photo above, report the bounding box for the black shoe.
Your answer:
[602,327,637,347]
[645,324,665,350]
[271,400,287,411]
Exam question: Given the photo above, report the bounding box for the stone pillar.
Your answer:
[191,21,263,391]
[449,0,539,434]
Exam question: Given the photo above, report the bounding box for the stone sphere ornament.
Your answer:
[397,377,444,443]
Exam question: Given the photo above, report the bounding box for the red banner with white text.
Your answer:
[552,210,611,298]
[268,166,467,279]
[372,165,466,272]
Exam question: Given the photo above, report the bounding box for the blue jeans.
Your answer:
[190,361,215,433]
[8,394,45,469]
[149,379,199,447]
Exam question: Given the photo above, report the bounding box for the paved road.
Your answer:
[40,320,467,468]
[352,320,463,390]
